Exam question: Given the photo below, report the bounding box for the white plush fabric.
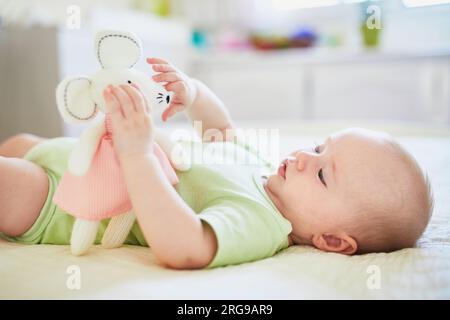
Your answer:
[1,128,449,299]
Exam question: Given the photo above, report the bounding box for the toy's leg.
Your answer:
[101,211,135,249]
[71,218,99,256]
[154,131,191,171]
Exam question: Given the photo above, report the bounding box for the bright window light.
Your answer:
[271,0,381,10]
[272,0,340,10]
[403,0,450,7]
[342,0,367,3]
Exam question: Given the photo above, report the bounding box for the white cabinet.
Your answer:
[312,62,429,121]
[190,50,450,124]
[203,66,304,120]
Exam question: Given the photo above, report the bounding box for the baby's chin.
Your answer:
[264,173,285,194]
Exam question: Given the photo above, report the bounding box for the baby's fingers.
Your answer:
[110,85,134,118]
[151,64,176,73]
[103,88,123,117]
[129,83,150,113]
[165,81,188,98]
[146,57,170,65]
[162,104,184,122]
[103,88,126,131]
[120,85,146,114]
[152,72,182,83]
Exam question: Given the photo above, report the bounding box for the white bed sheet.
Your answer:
[1,125,449,299]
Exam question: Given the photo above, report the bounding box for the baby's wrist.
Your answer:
[186,78,200,110]
[119,148,157,167]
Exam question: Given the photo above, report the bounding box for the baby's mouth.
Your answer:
[277,160,288,179]
[277,156,296,179]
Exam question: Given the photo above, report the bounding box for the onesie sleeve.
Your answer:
[199,199,291,269]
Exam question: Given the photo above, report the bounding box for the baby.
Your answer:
[0,58,433,269]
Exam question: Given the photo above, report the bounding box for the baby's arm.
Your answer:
[148,58,234,141]
[103,84,217,269]
[121,153,217,269]
[187,79,235,141]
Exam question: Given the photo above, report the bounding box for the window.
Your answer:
[403,0,450,7]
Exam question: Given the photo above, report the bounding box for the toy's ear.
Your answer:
[56,76,98,124]
[95,30,142,69]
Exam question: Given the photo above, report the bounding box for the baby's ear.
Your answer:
[95,30,142,69]
[56,76,97,124]
[312,233,358,255]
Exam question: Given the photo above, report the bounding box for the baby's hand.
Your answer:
[103,84,154,161]
[147,57,197,122]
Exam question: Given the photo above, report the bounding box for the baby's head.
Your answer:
[264,128,433,255]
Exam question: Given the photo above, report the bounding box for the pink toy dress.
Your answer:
[53,114,179,221]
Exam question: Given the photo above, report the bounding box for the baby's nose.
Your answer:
[284,155,303,171]
[294,152,312,171]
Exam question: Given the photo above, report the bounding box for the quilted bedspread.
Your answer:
[1,124,449,299]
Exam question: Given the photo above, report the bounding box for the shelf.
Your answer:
[191,47,450,68]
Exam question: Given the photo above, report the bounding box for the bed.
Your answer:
[1,121,449,299]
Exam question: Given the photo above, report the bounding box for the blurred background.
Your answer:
[0,0,449,140]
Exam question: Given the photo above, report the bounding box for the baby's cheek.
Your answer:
[285,187,307,210]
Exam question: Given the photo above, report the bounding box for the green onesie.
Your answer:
[1,137,292,268]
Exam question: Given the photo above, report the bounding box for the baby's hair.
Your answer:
[352,137,434,254]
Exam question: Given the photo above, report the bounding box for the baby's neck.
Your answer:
[262,180,312,247]
[288,233,312,247]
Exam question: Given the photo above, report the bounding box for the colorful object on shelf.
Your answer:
[360,2,383,48]
[361,23,381,48]
[152,0,171,16]
[249,27,317,51]
[132,0,171,16]
[290,27,318,48]
[320,33,344,47]
[250,33,290,50]
[216,30,251,51]
[191,29,209,50]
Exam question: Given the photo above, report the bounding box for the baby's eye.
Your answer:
[318,169,327,187]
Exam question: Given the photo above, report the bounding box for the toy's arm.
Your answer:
[68,120,105,176]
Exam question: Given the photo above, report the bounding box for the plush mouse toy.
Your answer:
[53,30,190,256]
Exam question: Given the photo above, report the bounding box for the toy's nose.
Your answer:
[166,95,170,104]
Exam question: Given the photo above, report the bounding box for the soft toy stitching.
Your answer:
[97,34,141,69]
[64,77,98,120]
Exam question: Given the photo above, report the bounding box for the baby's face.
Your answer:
[264,128,402,253]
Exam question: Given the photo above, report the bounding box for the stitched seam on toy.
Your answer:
[97,34,141,69]
[64,77,98,121]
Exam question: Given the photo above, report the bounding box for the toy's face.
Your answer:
[91,68,171,113]
[55,30,173,124]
